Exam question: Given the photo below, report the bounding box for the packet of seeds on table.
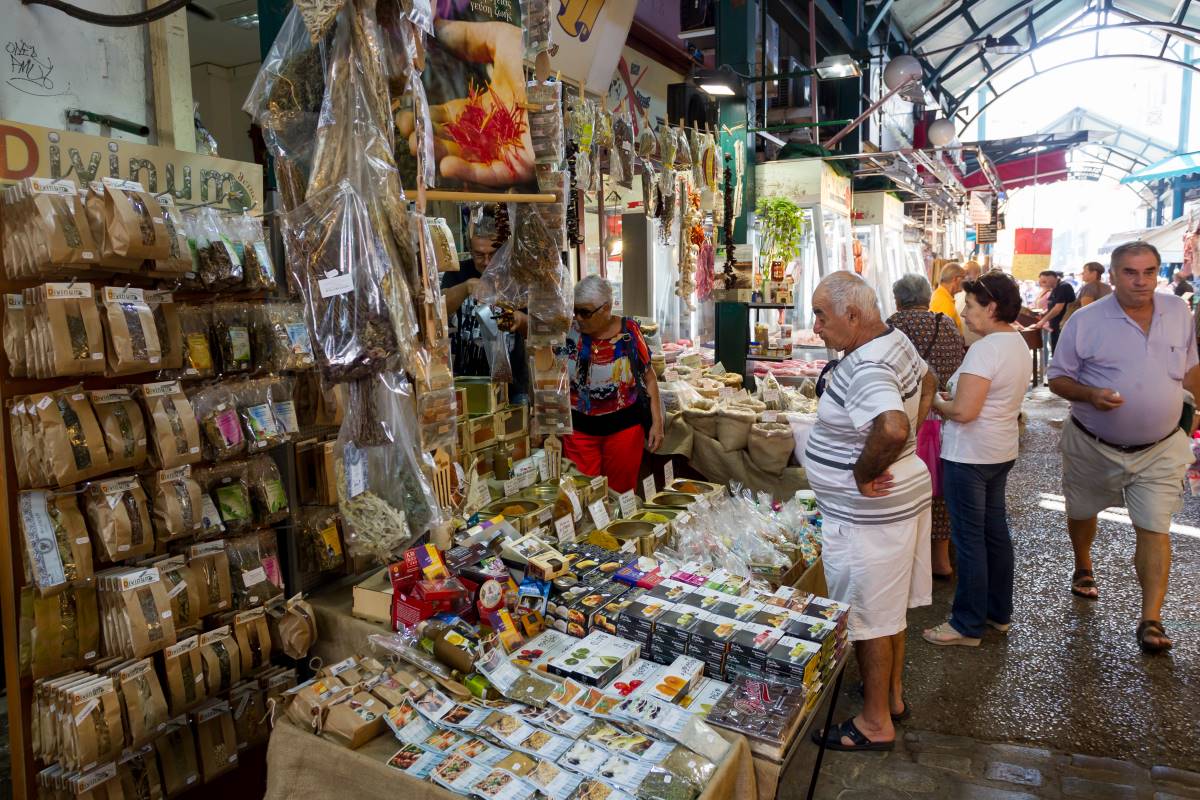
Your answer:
[146,290,185,372]
[86,475,155,563]
[90,388,148,472]
[115,657,170,746]
[212,302,253,374]
[139,380,202,469]
[18,488,93,595]
[35,386,109,486]
[155,715,200,797]
[152,466,205,544]
[177,306,215,379]
[188,383,246,461]
[162,635,207,716]
[156,556,201,633]
[188,540,233,617]
[101,286,162,375]
[198,625,242,695]
[35,282,106,377]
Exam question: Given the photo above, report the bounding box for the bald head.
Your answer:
[962,261,981,281]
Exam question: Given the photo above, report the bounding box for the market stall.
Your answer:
[853,191,910,317]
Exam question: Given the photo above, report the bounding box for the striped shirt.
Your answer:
[803,327,932,526]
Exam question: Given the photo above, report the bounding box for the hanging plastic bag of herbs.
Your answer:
[334,371,442,564]
[193,208,244,290]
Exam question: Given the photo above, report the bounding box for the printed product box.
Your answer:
[764,635,821,688]
[546,630,640,687]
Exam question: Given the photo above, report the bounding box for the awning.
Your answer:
[961,150,1069,191]
[1142,216,1189,263]
[1120,151,1200,184]
[1098,229,1150,255]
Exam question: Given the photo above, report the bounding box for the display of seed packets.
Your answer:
[571,780,636,800]
[439,702,493,730]
[583,722,674,763]
[422,726,469,754]
[453,737,511,768]
[413,686,456,720]
[559,740,608,773]
[534,705,593,738]
[548,678,585,710]
[470,768,537,800]
[596,754,654,791]
[386,699,437,746]
[432,754,490,794]
[614,695,691,737]
[525,759,585,800]
[387,744,445,779]
[484,713,572,760]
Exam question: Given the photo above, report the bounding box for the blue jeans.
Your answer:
[942,459,1016,638]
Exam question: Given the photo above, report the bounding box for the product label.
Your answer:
[18,490,65,589]
[142,380,182,398]
[103,287,145,303]
[6,294,23,309]
[45,282,93,300]
[186,333,213,371]
[553,515,575,545]
[663,461,674,485]
[118,567,160,591]
[344,442,368,498]
[242,567,267,587]
[228,327,251,363]
[588,500,610,530]
[642,475,656,499]
[318,272,355,298]
[273,400,300,434]
[618,491,637,519]
[284,322,313,355]
[199,495,224,532]
[245,403,279,441]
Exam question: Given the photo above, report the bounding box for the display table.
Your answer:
[265,708,759,800]
[657,413,809,499]
[308,577,391,667]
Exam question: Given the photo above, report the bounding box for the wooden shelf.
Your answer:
[748,303,793,310]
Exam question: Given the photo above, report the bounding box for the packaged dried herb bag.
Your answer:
[227,531,283,609]
[90,388,148,472]
[212,303,253,374]
[163,635,206,716]
[253,303,315,372]
[230,681,269,748]
[156,556,201,633]
[10,397,43,489]
[102,178,170,262]
[265,595,317,660]
[201,460,255,533]
[5,293,27,377]
[33,282,106,377]
[114,658,169,746]
[193,207,244,289]
[194,699,239,781]
[35,386,110,487]
[188,540,233,617]
[247,455,289,525]
[65,675,125,768]
[237,379,286,452]
[101,287,162,375]
[178,306,215,380]
[199,626,242,695]
[27,584,100,678]
[18,489,94,595]
[25,177,99,270]
[86,476,155,563]
[233,213,278,291]
[145,290,185,372]
[83,181,144,271]
[139,381,202,469]
[152,466,205,543]
[150,196,195,278]
[102,565,178,658]
[232,606,273,674]
[188,383,246,461]
[154,716,200,796]
[297,505,343,573]
[116,743,165,800]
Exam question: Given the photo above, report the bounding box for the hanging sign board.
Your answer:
[1012,227,1053,280]
[0,118,261,212]
[852,192,904,231]
[755,158,851,215]
[968,191,993,224]
[551,0,638,94]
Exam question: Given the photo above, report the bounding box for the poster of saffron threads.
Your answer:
[396,0,536,190]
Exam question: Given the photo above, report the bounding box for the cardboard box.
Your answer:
[640,654,704,703]
[606,658,663,697]
[351,569,393,624]
[456,378,506,416]
[592,588,643,636]
[764,636,821,688]
[495,404,529,441]
[465,414,498,452]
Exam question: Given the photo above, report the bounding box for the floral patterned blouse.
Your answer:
[888,308,966,390]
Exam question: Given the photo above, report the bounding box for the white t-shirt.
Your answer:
[941,331,1031,464]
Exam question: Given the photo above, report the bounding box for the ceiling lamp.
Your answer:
[927,118,957,147]
[984,34,1022,55]
[883,55,923,91]
[814,55,861,80]
[694,67,740,97]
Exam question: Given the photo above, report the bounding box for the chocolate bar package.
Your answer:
[726,622,784,676]
[592,588,643,636]
[705,675,807,747]
[647,604,703,665]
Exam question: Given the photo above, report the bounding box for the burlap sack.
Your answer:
[90,389,148,472]
[101,287,162,375]
[36,387,109,486]
[716,405,757,452]
[683,399,719,438]
[748,422,795,473]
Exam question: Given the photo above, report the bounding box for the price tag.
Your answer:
[618,491,638,518]
[642,475,656,500]
[761,411,778,423]
[589,500,610,530]
[764,388,780,403]
[663,461,675,486]
[503,477,520,497]
[466,470,491,513]
[538,457,550,482]
[554,515,575,545]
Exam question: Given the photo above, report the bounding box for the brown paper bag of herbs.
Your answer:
[114,658,169,746]
[83,181,145,271]
[199,626,242,695]
[162,635,207,716]
[90,389,148,472]
[156,556,201,634]
[116,744,165,800]
[35,386,109,487]
[194,699,239,782]
[323,690,386,749]
[100,286,162,375]
[155,716,200,797]
[145,290,185,372]
[188,540,233,617]
[139,381,202,469]
[5,293,27,377]
[152,466,205,544]
[265,594,318,660]
[103,178,170,262]
[18,488,94,596]
[85,476,155,563]
[106,566,178,658]
[27,584,100,678]
[9,399,34,489]
[32,282,106,377]
[231,606,273,674]
[284,674,352,733]
[66,675,125,769]
[230,682,269,748]
[149,196,195,278]
[25,177,99,270]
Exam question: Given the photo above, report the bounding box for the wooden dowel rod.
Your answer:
[406,189,558,203]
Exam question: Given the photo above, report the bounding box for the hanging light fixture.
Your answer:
[983,34,1023,55]
[814,55,862,79]
[927,118,957,147]
[883,55,923,91]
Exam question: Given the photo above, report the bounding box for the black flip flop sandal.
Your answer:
[811,717,895,751]
[1071,569,1099,600]
[1137,620,1172,654]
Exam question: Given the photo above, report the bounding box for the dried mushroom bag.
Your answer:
[178,306,215,379]
[212,303,253,374]
[85,476,155,562]
[189,383,245,461]
[227,531,282,609]
[39,282,106,377]
[199,626,242,694]
[115,658,169,746]
[28,177,98,268]
[188,541,233,617]
[156,557,201,632]
[232,607,272,673]
[115,567,178,658]
[298,506,343,573]
[196,701,239,781]
[5,293,27,377]
[36,387,109,487]
[29,584,100,678]
[103,178,170,262]
[90,389,148,472]
[153,467,205,543]
[267,596,317,660]
[67,677,124,768]
[163,636,206,716]
[234,214,277,291]
[237,379,286,451]
[146,291,185,372]
[248,455,289,525]
[155,718,200,795]
[150,196,195,277]
[18,489,94,595]
[193,207,244,289]
[140,381,202,469]
[281,180,398,383]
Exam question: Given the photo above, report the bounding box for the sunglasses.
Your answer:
[574,304,607,319]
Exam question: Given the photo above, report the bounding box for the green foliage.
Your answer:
[755,196,806,267]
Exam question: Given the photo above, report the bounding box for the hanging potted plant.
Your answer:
[755,196,806,280]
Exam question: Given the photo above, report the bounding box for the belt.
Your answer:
[1070,416,1175,454]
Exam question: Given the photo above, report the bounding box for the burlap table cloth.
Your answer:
[265,711,759,800]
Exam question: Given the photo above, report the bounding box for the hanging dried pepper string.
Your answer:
[442,82,528,176]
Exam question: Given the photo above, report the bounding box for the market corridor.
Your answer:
[784,389,1200,798]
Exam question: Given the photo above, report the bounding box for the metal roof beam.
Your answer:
[812,0,857,50]
[932,0,1078,84]
[865,0,895,40]
[911,0,992,47]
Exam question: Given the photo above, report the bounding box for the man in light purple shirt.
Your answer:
[1047,241,1200,654]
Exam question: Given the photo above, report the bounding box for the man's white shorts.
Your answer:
[821,511,932,641]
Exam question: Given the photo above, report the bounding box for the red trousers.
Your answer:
[562,424,645,493]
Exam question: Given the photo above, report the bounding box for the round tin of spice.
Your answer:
[477,579,504,617]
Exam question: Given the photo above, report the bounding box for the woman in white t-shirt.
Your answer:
[923,271,1032,647]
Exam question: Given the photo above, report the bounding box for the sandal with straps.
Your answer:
[1137,620,1172,654]
[1070,569,1099,600]
[811,717,895,752]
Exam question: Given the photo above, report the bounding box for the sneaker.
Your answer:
[922,622,981,647]
[986,619,1011,632]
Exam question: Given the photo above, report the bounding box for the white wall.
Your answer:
[190,61,259,163]
[0,0,152,140]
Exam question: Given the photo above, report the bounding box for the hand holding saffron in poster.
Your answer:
[399,20,535,187]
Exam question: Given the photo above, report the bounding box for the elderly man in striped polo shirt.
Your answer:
[805,272,937,753]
